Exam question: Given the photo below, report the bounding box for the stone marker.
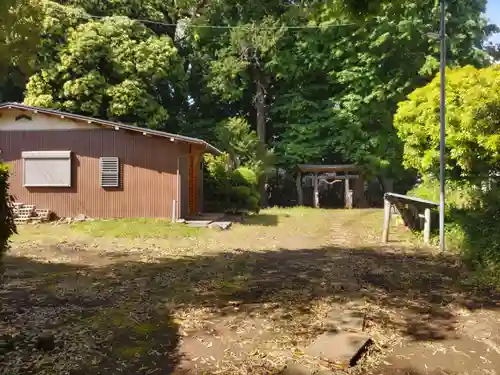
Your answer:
[305,332,371,366]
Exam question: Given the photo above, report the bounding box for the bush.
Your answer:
[410,177,500,287]
[203,153,260,214]
[452,186,500,271]
[408,177,478,213]
[231,167,258,187]
[0,164,16,271]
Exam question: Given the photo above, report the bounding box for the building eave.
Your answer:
[0,102,221,155]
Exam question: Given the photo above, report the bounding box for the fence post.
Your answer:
[382,198,391,243]
[424,208,431,244]
[172,200,177,222]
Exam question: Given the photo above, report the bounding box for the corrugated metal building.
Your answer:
[0,103,219,220]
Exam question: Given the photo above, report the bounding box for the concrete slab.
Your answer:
[186,220,212,228]
[324,308,365,333]
[374,337,500,375]
[305,332,371,366]
[208,221,232,230]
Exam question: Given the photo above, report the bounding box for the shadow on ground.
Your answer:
[2,245,499,374]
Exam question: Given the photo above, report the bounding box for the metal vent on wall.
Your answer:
[99,157,120,188]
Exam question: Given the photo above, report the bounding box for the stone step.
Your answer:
[305,332,372,367]
[186,220,212,228]
[208,221,232,230]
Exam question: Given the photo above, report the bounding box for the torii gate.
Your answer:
[296,164,365,209]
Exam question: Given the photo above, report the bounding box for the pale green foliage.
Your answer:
[216,117,260,167]
[215,117,275,175]
[395,65,500,178]
[208,17,286,102]
[25,15,184,129]
[203,153,260,213]
[409,177,478,211]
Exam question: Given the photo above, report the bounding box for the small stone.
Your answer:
[74,213,87,222]
[281,362,313,375]
[36,333,55,351]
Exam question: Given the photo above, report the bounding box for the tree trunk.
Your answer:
[254,67,268,207]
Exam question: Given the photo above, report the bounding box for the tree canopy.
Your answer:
[395,65,500,179]
[1,0,498,189]
[25,11,185,129]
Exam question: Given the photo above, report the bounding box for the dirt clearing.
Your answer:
[1,208,498,375]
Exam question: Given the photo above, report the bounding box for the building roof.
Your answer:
[297,164,360,173]
[0,102,221,154]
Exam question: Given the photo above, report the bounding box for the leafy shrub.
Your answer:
[203,153,260,214]
[0,164,16,271]
[410,178,500,286]
[231,167,258,187]
[408,177,478,213]
[215,117,261,168]
[452,185,500,269]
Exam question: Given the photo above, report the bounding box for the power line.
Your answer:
[84,14,357,30]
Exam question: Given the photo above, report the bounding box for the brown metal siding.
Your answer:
[0,129,190,219]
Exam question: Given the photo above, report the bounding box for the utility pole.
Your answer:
[439,0,446,252]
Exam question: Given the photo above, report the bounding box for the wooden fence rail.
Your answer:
[382,192,439,245]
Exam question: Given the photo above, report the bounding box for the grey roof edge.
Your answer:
[0,102,221,154]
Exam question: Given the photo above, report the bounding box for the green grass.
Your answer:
[70,218,204,239]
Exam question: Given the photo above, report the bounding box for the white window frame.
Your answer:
[22,151,72,187]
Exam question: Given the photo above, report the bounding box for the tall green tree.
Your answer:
[25,11,185,129]
[0,0,43,101]
[270,0,493,179]
[6,0,498,197]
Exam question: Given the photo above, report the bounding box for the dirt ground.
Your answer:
[1,208,499,375]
